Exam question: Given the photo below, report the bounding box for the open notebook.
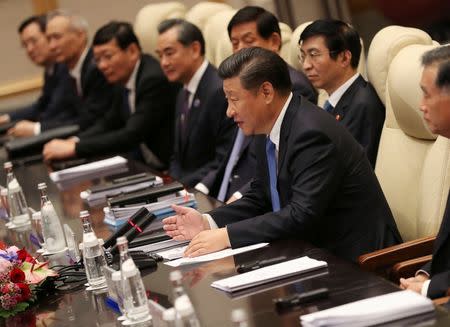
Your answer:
[300,290,434,327]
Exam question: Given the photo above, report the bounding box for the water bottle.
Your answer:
[4,162,30,226]
[0,187,9,221]
[38,183,66,253]
[163,308,177,327]
[231,309,249,327]
[117,236,151,322]
[80,210,107,288]
[174,295,201,327]
[170,270,200,327]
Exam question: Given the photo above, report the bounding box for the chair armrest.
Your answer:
[433,296,449,306]
[390,255,432,281]
[358,235,435,276]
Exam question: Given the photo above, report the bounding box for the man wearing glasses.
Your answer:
[299,20,384,168]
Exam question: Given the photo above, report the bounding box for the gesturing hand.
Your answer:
[162,205,209,241]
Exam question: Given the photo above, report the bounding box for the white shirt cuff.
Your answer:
[33,122,41,135]
[416,270,430,278]
[232,191,243,200]
[195,183,209,195]
[203,214,218,229]
[421,279,431,297]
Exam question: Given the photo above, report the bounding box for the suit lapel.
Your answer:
[181,64,211,154]
[80,48,93,93]
[433,192,450,255]
[332,75,366,121]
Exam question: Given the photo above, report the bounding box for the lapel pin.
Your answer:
[193,98,201,107]
[335,114,341,121]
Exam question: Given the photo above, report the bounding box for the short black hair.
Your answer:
[18,15,46,34]
[157,19,205,55]
[227,6,281,41]
[437,61,450,90]
[93,21,141,51]
[218,47,291,95]
[299,19,361,69]
[422,45,450,67]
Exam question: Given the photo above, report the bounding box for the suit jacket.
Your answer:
[169,63,235,187]
[210,94,402,262]
[288,64,317,104]
[75,54,177,168]
[330,75,385,168]
[9,63,78,130]
[204,65,318,200]
[42,49,114,131]
[421,191,450,299]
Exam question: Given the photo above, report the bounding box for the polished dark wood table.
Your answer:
[0,157,449,327]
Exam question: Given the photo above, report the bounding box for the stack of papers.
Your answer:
[162,242,268,265]
[50,156,128,189]
[211,256,327,293]
[80,176,163,207]
[300,290,434,327]
[103,192,197,227]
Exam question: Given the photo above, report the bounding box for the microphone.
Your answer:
[104,207,156,255]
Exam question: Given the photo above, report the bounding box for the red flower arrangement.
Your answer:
[0,243,57,318]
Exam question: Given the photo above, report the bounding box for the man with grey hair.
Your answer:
[156,19,234,187]
[42,10,113,136]
[162,47,401,263]
[400,45,450,299]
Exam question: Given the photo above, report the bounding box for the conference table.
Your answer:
[0,155,449,327]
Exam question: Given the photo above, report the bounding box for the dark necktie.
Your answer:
[70,76,79,97]
[323,100,334,113]
[217,129,245,201]
[122,88,131,116]
[266,137,280,212]
[180,88,191,140]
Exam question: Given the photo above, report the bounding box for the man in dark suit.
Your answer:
[42,22,176,170]
[300,20,384,168]
[198,6,318,202]
[42,10,113,132]
[0,15,76,137]
[162,47,402,263]
[156,19,235,187]
[400,45,450,299]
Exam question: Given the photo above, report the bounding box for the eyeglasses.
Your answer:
[298,50,338,64]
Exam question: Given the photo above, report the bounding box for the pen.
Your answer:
[113,173,148,184]
[274,288,329,310]
[236,256,287,273]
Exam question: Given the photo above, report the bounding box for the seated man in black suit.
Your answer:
[400,45,450,299]
[0,15,75,137]
[42,22,177,170]
[163,47,402,263]
[156,19,235,187]
[299,20,384,168]
[197,6,318,203]
[41,10,113,132]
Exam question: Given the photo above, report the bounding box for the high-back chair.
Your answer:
[359,43,450,285]
[203,9,237,66]
[134,2,187,58]
[185,2,234,31]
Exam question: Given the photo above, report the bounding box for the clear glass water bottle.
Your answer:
[4,162,30,226]
[174,295,201,327]
[116,236,151,322]
[170,270,200,327]
[80,210,107,288]
[38,183,66,253]
[231,308,249,327]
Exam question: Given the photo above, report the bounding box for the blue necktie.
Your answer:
[266,137,280,212]
[217,130,245,201]
[323,100,334,113]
